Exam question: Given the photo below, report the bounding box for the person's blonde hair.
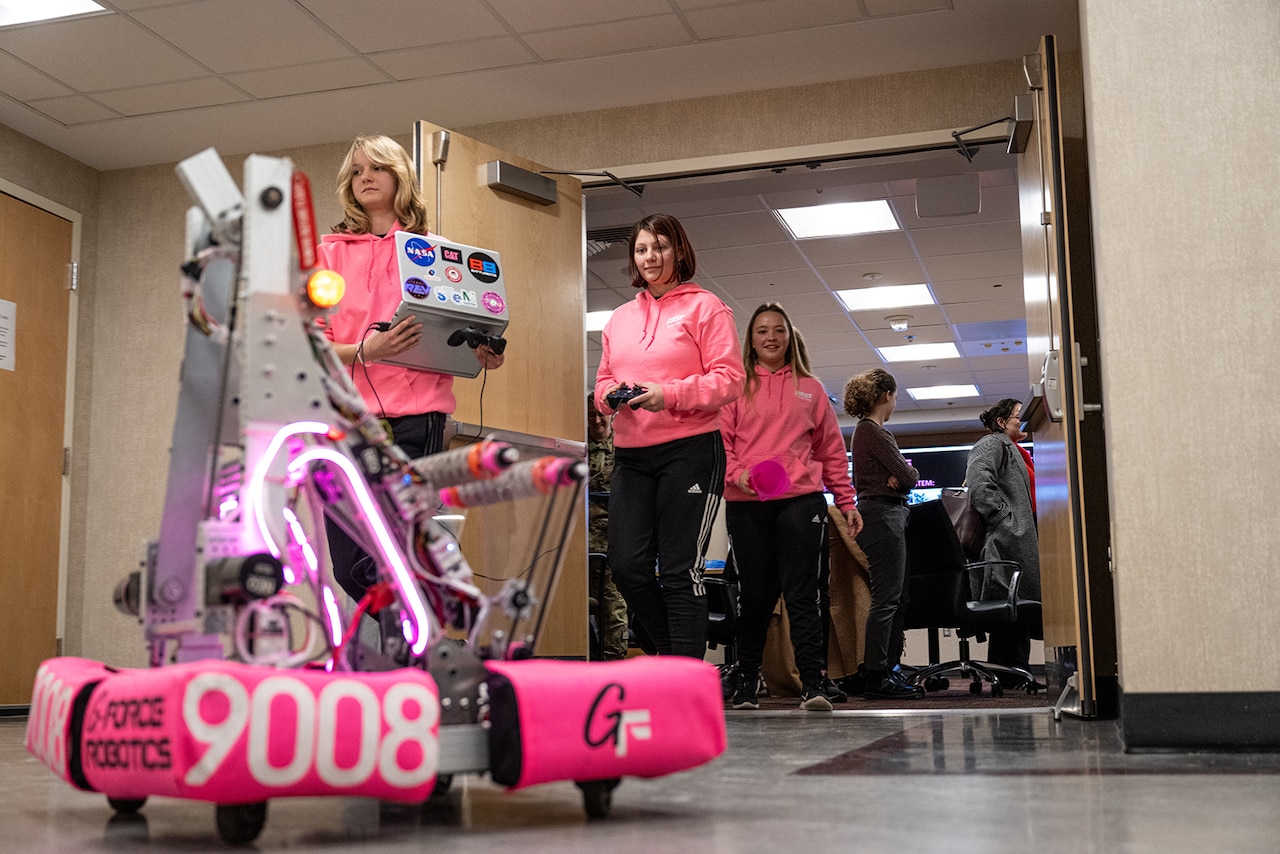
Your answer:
[843,368,897,418]
[332,134,429,235]
[741,302,814,400]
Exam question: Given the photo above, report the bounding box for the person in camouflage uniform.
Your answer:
[588,394,630,659]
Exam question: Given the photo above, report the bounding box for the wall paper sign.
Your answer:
[0,298,15,372]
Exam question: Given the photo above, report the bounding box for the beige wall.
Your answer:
[1080,1,1280,693]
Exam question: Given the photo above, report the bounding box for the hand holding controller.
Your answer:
[606,384,647,410]
[447,326,508,355]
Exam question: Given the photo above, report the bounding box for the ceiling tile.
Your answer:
[25,95,119,124]
[958,339,1028,359]
[941,294,1024,323]
[135,0,354,73]
[0,16,206,91]
[910,220,1020,256]
[793,312,862,335]
[369,38,536,81]
[93,78,250,116]
[851,305,948,330]
[796,231,918,266]
[815,259,930,290]
[923,249,1023,282]
[225,59,388,99]
[931,275,1022,304]
[684,0,864,39]
[299,0,507,53]
[108,0,197,8]
[682,210,789,250]
[521,16,691,62]
[750,291,846,317]
[487,0,675,32]
[0,53,72,101]
[711,269,828,299]
[954,319,1027,343]
[863,0,951,17]
[698,242,805,277]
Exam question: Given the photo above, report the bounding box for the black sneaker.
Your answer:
[835,666,866,697]
[720,665,740,702]
[799,681,834,711]
[731,670,760,710]
[863,669,924,700]
[818,674,848,704]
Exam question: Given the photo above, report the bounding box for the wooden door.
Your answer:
[412,122,588,658]
[0,192,72,705]
[1017,36,1116,718]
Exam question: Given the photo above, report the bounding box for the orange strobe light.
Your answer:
[306,269,345,308]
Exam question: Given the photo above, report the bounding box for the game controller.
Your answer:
[606,384,647,410]
[447,325,508,355]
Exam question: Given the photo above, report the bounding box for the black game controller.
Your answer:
[606,384,647,410]
[447,326,508,355]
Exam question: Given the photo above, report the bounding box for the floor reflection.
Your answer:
[796,712,1280,776]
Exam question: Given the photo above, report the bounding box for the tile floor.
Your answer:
[5,706,1279,853]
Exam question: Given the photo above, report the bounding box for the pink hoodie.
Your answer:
[720,364,856,513]
[595,282,744,449]
[317,227,456,418]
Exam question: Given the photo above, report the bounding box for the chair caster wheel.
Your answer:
[991,683,1004,698]
[923,677,949,692]
[969,680,983,695]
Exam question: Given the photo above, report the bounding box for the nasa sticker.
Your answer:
[482,292,506,315]
[404,277,430,300]
[466,252,499,284]
[404,237,437,267]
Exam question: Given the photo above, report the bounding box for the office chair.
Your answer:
[901,499,1040,697]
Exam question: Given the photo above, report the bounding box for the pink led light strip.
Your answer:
[287,446,433,656]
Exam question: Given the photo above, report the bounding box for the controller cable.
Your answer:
[355,322,391,432]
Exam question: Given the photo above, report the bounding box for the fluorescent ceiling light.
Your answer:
[878,342,960,362]
[836,284,935,312]
[585,310,614,332]
[775,200,898,239]
[906,384,980,400]
[0,1,106,27]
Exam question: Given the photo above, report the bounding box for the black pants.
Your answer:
[326,411,445,603]
[856,498,911,672]
[726,492,830,685]
[609,432,725,659]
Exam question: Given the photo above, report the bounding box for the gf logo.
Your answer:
[584,683,651,758]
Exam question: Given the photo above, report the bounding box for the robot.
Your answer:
[25,150,724,844]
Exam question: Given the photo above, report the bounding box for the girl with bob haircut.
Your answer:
[594,213,744,659]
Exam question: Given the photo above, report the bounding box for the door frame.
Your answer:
[0,177,81,652]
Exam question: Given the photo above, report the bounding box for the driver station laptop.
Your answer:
[382,232,510,378]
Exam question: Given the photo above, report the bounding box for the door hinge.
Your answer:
[67,262,78,291]
[63,446,71,476]
[1040,211,1052,227]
